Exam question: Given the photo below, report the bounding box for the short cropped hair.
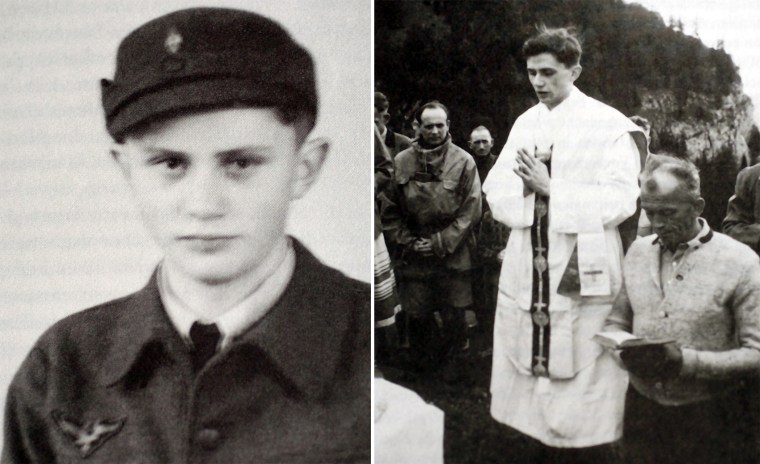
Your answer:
[469,125,492,140]
[415,101,449,123]
[375,92,389,111]
[641,154,701,201]
[522,25,582,67]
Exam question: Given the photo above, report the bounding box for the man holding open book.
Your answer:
[604,154,760,464]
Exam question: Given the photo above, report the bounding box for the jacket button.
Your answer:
[195,428,221,450]
[675,274,683,281]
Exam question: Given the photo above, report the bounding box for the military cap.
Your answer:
[101,7,317,140]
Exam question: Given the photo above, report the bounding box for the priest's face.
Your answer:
[526,53,581,110]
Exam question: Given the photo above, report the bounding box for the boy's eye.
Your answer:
[151,156,186,170]
[225,156,264,170]
[163,158,184,169]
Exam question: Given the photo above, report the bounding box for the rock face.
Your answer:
[639,83,755,167]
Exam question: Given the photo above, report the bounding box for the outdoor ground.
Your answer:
[378,320,627,464]
[378,322,530,464]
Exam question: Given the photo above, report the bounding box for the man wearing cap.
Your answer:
[2,7,369,463]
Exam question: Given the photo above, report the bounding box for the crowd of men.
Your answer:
[375,26,760,464]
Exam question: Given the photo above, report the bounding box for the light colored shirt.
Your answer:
[659,218,710,291]
[158,241,295,350]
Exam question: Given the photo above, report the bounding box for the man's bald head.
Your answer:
[639,154,704,250]
[640,154,701,202]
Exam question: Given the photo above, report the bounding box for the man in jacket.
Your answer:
[722,162,760,253]
[606,154,760,464]
[382,101,481,366]
[3,8,369,463]
[375,92,412,160]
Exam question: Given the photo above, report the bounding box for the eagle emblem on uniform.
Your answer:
[51,410,125,458]
[164,28,183,54]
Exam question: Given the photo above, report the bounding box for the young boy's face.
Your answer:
[112,107,325,284]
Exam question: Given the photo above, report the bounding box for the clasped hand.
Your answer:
[514,148,550,197]
[412,237,434,256]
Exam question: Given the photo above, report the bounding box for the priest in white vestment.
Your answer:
[483,26,647,460]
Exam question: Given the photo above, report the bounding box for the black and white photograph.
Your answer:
[374,1,760,463]
[0,0,370,462]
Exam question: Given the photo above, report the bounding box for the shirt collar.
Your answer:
[652,217,713,249]
[157,240,295,350]
[98,239,353,400]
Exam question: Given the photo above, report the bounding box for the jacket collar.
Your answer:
[98,271,180,387]
[98,239,350,400]
[410,134,451,177]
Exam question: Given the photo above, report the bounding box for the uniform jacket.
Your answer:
[3,241,370,464]
[606,227,760,406]
[723,163,760,252]
[381,136,481,276]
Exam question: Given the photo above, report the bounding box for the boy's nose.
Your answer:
[185,170,226,219]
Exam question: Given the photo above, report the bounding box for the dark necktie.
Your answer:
[189,322,221,372]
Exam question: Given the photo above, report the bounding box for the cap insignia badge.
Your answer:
[164,28,183,54]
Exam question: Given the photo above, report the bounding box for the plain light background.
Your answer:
[0,0,371,434]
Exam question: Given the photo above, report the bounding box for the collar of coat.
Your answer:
[410,134,452,176]
[96,238,356,400]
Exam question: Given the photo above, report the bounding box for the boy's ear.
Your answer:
[291,137,329,200]
[110,142,131,180]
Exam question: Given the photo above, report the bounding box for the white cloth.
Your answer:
[158,241,295,350]
[374,378,444,464]
[483,86,643,447]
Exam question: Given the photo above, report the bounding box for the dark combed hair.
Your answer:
[414,101,449,123]
[521,25,582,67]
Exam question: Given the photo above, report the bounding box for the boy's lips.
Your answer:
[178,235,238,251]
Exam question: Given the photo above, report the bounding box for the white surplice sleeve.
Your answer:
[482,118,535,230]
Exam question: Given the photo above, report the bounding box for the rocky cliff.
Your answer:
[639,82,755,167]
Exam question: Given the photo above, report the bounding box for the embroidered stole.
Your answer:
[530,158,551,377]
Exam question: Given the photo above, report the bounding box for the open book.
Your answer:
[592,331,674,350]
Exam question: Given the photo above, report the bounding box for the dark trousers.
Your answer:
[477,262,500,339]
[623,386,758,464]
[398,273,472,365]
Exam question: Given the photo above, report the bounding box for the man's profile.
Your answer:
[2,7,369,463]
